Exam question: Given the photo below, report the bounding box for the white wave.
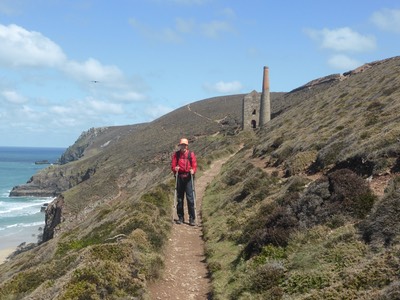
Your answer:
[0,221,45,231]
[0,202,47,215]
[6,221,45,228]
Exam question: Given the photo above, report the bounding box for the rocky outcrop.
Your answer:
[9,166,97,197]
[59,124,147,164]
[9,183,60,197]
[289,73,342,93]
[9,170,70,197]
[59,127,107,164]
[289,57,400,95]
[41,195,64,243]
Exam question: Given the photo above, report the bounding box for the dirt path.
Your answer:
[148,157,229,300]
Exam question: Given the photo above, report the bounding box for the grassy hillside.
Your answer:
[0,92,257,299]
[0,56,399,299]
[202,56,400,299]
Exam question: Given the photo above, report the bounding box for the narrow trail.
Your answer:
[149,157,229,300]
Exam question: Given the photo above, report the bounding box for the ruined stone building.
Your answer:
[242,66,271,130]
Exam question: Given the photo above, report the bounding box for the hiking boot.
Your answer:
[176,218,183,224]
[189,218,196,226]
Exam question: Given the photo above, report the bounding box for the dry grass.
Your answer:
[202,57,400,299]
[1,56,400,299]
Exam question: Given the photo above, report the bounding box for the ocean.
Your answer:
[0,147,65,251]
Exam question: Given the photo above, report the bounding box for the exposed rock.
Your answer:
[9,165,96,197]
[289,74,342,93]
[42,195,64,243]
[59,124,147,164]
[289,56,400,95]
[9,184,60,197]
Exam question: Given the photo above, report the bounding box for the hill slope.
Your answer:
[0,56,399,299]
[202,56,400,299]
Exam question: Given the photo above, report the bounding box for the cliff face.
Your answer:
[42,195,64,242]
[9,164,97,197]
[59,125,147,164]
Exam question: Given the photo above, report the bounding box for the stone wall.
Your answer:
[242,90,260,130]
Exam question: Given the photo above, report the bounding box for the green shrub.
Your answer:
[242,205,298,259]
[252,245,287,266]
[61,261,144,299]
[358,177,400,246]
[208,261,222,272]
[379,281,400,300]
[56,221,115,256]
[250,262,286,292]
[284,271,331,294]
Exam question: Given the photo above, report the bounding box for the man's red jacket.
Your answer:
[171,150,197,175]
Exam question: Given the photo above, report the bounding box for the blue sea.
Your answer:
[0,147,65,250]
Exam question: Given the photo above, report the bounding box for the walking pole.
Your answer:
[173,174,178,223]
[191,173,197,226]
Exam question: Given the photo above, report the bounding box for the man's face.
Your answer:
[179,144,187,151]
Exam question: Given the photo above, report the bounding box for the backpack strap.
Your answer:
[176,150,192,167]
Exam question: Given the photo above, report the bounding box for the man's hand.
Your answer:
[190,169,194,175]
[175,166,180,172]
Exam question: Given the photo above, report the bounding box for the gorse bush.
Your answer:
[358,176,400,247]
[239,169,376,260]
[291,169,376,227]
[241,204,299,259]
[379,281,400,300]
[327,168,376,218]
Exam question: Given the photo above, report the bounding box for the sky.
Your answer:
[0,0,399,147]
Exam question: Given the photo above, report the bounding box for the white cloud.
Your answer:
[145,104,173,119]
[111,91,147,102]
[0,23,134,90]
[18,105,46,122]
[175,18,195,33]
[220,7,236,18]
[129,18,183,43]
[63,58,124,84]
[1,90,28,104]
[130,17,234,42]
[328,54,361,70]
[0,24,67,68]
[203,80,243,94]
[50,105,72,115]
[371,8,400,33]
[305,27,376,52]
[51,117,79,128]
[86,99,124,114]
[200,20,233,39]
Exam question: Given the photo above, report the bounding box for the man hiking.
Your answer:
[171,138,197,226]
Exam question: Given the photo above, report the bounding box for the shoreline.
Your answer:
[0,247,16,265]
[0,224,43,265]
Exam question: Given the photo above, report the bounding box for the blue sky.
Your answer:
[0,0,399,147]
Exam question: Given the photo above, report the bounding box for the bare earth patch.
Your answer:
[149,157,229,300]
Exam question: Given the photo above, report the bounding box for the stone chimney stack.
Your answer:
[259,66,271,126]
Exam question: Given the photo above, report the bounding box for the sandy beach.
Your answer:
[0,247,15,264]
[0,224,43,265]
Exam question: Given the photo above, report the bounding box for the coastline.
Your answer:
[0,248,15,264]
[0,224,43,265]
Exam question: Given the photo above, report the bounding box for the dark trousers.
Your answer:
[177,174,195,221]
